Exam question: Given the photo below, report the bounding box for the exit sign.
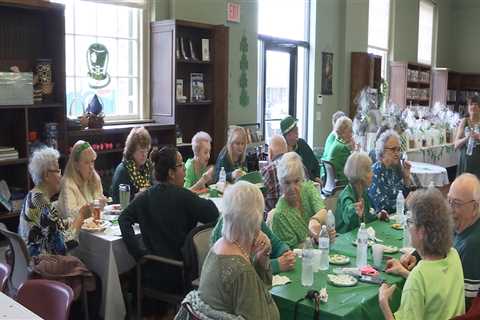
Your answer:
[227,2,240,23]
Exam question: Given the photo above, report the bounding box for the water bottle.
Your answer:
[217,167,227,190]
[396,191,405,223]
[465,127,474,156]
[318,225,330,271]
[403,211,412,248]
[326,210,335,231]
[356,223,368,268]
[301,237,314,287]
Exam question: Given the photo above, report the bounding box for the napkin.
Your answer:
[272,275,291,286]
[367,227,376,240]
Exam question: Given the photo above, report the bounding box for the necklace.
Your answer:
[232,240,251,262]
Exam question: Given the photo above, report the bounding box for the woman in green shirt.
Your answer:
[271,152,335,248]
[335,151,382,233]
[184,131,214,190]
[191,181,279,319]
[379,188,465,320]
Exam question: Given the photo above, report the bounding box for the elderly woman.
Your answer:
[214,126,247,183]
[19,148,89,256]
[178,181,279,319]
[368,129,413,214]
[111,127,153,203]
[322,116,354,186]
[271,152,334,248]
[184,131,214,190]
[334,152,380,233]
[378,188,465,320]
[58,140,105,230]
[321,111,346,164]
[455,95,480,178]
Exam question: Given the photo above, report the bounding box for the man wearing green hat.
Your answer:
[280,116,321,182]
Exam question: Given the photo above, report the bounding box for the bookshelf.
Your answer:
[151,19,229,161]
[390,61,432,107]
[350,52,382,118]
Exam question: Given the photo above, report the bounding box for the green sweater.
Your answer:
[271,180,325,248]
[334,184,377,233]
[210,218,289,274]
[199,251,280,320]
[320,132,336,178]
[323,137,351,185]
[183,158,207,189]
[294,138,320,180]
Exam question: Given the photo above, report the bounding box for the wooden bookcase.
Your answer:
[150,19,229,161]
[0,0,66,228]
[350,52,382,118]
[432,68,480,115]
[390,61,432,107]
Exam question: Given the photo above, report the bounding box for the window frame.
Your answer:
[367,0,391,79]
[417,0,436,66]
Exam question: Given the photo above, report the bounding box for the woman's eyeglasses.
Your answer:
[384,147,401,153]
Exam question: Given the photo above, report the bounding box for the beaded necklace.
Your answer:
[232,240,251,262]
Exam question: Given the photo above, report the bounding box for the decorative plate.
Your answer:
[329,254,350,265]
[327,274,358,287]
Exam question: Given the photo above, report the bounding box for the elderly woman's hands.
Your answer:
[399,252,417,271]
[378,283,397,320]
[385,258,410,278]
[232,168,246,180]
[354,199,365,219]
[278,250,296,271]
[72,203,91,231]
[252,231,272,268]
[401,160,412,182]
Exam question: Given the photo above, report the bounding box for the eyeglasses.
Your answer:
[448,198,476,209]
[406,218,415,228]
[175,162,185,169]
[384,147,401,153]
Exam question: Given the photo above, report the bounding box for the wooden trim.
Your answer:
[0,0,63,10]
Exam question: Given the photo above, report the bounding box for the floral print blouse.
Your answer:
[19,188,75,257]
[368,161,408,214]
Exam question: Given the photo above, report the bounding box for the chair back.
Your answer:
[0,262,9,293]
[182,302,202,320]
[16,279,74,320]
[192,226,213,275]
[321,160,337,196]
[452,295,480,320]
[0,223,30,294]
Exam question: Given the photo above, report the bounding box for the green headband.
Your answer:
[74,142,91,160]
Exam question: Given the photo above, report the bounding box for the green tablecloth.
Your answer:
[271,220,406,320]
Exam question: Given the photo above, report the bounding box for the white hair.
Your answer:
[344,151,372,185]
[222,181,264,246]
[191,131,212,155]
[375,129,401,160]
[28,147,60,186]
[332,111,346,126]
[277,152,305,186]
[333,116,352,136]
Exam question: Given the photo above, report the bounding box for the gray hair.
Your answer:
[28,147,60,186]
[453,173,480,203]
[277,152,305,186]
[191,131,212,156]
[333,116,352,136]
[332,111,346,126]
[222,181,264,246]
[407,188,453,257]
[344,151,372,185]
[375,129,401,160]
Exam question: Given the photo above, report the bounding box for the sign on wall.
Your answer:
[227,2,241,23]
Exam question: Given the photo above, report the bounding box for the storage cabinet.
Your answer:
[350,52,382,117]
[390,61,431,107]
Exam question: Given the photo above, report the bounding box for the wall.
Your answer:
[391,0,419,62]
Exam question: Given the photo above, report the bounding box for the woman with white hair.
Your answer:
[178,181,279,319]
[368,129,413,214]
[334,152,383,233]
[214,126,247,183]
[19,147,89,256]
[184,131,214,190]
[58,140,105,234]
[271,152,334,248]
[322,116,354,185]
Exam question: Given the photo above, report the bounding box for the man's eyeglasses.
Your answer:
[385,147,401,153]
[448,198,477,209]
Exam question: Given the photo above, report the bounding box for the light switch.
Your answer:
[316,111,321,121]
[316,94,323,105]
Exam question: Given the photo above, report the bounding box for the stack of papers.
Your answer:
[0,147,19,161]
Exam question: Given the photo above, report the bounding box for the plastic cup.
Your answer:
[372,244,384,268]
[119,184,131,210]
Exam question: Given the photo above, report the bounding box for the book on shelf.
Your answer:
[190,73,205,101]
[189,40,199,61]
[201,39,210,61]
[176,79,186,103]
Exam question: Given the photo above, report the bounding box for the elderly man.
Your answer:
[261,135,288,213]
[398,173,480,309]
[280,115,320,182]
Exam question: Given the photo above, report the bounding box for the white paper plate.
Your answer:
[327,274,358,287]
[81,219,110,232]
[329,254,350,265]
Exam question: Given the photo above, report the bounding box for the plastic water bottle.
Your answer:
[217,167,227,190]
[326,210,335,231]
[396,191,405,223]
[466,127,475,156]
[356,223,368,268]
[403,211,412,248]
[301,237,314,287]
[318,225,330,271]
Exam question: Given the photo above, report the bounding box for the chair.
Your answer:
[0,222,30,295]
[182,302,202,320]
[0,262,9,293]
[452,295,480,320]
[16,279,74,320]
[187,224,214,288]
[321,160,345,197]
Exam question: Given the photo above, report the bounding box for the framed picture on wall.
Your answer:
[321,52,333,95]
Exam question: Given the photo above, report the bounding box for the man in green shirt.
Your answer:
[280,116,321,182]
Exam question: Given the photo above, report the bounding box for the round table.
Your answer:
[410,161,449,187]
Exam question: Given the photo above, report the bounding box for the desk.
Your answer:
[73,224,140,320]
[271,220,405,320]
[0,291,43,319]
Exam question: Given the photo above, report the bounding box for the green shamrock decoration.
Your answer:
[239,32,249,107]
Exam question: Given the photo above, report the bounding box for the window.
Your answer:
[418,1,435,65]
[52,0,145,120]
[368,0,390,78]
[257,0,310,143]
